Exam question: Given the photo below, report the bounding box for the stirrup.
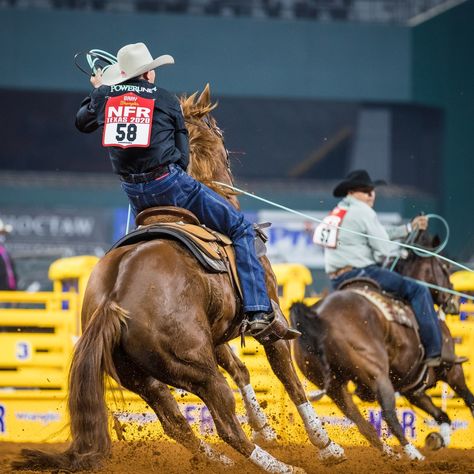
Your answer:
[248,317,273,334]
[424,356,442,368]
[248,312,301,345]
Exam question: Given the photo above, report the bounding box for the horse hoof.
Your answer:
[198,441,235,466]
[319,441,347,465]
[307,389,326,402]
[252,425,278,446]
[403,443,425,461]
[381,444,400,460]
[425,432,444,451]
[291,467,307,474]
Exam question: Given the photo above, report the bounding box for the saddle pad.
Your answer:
[109,223,243,300]
[349,288,416,329]
[109,225,227,273]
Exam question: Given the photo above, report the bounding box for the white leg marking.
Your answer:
[297,402,329,448]
[199,440,234,466]
[241,384,278,443]
[382,443,400,459]
[297,402,346,461]
[249,445,302,473]
[318,441,346,463]
[439,422,451,447]
[241,384,269,429]
[403,443,425,461]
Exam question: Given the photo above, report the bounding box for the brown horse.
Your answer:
[290,232,474,460]
[14,86,345,473]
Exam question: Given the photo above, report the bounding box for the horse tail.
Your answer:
[13,299,128,471]
[289,301,332,393]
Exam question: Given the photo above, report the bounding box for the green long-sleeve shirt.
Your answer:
[324,196,409,274]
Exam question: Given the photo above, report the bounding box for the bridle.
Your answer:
[431,257,456,311]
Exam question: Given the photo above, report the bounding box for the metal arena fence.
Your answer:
[0,258,473,446]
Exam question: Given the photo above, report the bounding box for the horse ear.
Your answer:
[180,91,198,112]
[197,83,211,107]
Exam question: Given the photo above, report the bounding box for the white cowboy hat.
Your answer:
[101,42,174,86]
[0,219,12,234]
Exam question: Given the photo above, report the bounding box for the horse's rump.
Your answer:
[87,239,239,348]
[301,289,420,387]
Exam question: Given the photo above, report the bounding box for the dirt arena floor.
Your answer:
[1,442,474,474]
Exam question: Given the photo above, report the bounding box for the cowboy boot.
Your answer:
[247,301,301,344]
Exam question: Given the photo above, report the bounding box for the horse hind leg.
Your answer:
[441,362,474,419]
[195,370,305,473]
[263,339,345,465]
[215,343,277,445]
[112,349,233,467]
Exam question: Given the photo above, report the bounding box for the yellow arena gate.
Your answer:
[0,259,473,449]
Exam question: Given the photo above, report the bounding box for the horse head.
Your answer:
[397,231,459,314]
[180,84,239,209]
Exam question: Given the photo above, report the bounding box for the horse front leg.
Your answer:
[326,383,398,457]
[374,376,425,461]
[215,344,277,445]
[195,370,306,473]
[263,339,345,465]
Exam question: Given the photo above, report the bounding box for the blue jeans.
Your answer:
[331,264,442,359]
[120,165,271,313]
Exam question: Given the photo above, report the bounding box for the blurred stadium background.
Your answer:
[0,0,473,292]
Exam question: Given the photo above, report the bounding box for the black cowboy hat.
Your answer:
[333,170,387,198]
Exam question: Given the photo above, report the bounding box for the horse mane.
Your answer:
[180,84,236,201]
[415,230,439,249]
[395,230,439,273]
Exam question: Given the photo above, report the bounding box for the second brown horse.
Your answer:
[290,232,474,460]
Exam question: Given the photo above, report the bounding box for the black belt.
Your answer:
[120,165,171,184]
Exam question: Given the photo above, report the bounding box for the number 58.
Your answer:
[116,124,137,142]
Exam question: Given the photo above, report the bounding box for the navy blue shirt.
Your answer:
[75,79,189,176]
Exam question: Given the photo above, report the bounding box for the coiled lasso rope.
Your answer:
[74,49,118,77]
[385,213,449,271]
[214,181,474,302]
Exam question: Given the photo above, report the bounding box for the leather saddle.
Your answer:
[109,206,243,299]
[337,277,416,329]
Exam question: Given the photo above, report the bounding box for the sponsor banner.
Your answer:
[0,206,402,268]
[0,209,113,257]
[258,209,402,269]
[15,411,61,426]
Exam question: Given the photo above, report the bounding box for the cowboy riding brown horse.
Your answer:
[290,231,474,460]
[14,86,345,473]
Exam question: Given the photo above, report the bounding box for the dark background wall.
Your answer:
[0,9,411,100]
[0,3,473,259]
[0,88,443,195]
[412,0,474,259]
